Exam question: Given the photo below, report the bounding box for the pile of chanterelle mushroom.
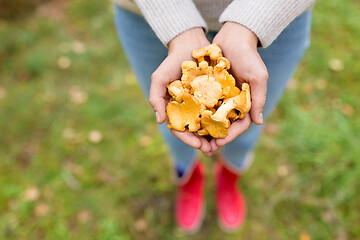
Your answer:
[166,44,251,138]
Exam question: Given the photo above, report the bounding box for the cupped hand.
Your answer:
[211,22,269,150]
[149,27,215,155]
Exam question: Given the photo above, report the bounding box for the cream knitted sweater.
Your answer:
[113,0,316,48]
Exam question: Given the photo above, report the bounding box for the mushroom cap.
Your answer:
[213,57,240,98]
[234,83,251,119]
[211,82,251,123]
[166,93,202,132]
[190,75,222,108]
[205,44,223,60]
[192,44,223,61]
[220,82,251,119]
[181,61,202,88]
[197,128,209,136]
[198,61,214,77]
[215,71,240,99]
[168,80,186,103]
[198,61,208,71]
[192,48,207,60]
[181,60,197,70]
[215,57,230,70]
[201,110,230,138]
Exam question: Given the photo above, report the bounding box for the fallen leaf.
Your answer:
[34,203,50,217]
[277,165,289,177]
[77,209,92,223]
[57,56,71,69]
[328,58,344,72]
[139,135,152,147]
[69,86,88,104]
[341,104,354,117]
[300,232,311,240]
[72,40,86,54]
[88,130,103,144]
[23,186,40,201]
[134,218,148,232]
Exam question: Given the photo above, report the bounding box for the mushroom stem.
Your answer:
[212,98,236,122]
[212,83,251,121]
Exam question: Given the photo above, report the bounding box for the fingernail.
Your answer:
[259,112,263,124]
[155,111,160,123]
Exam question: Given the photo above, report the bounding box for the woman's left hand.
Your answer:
[208,22,269,154]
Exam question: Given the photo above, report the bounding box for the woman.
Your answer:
[114,0,315,233]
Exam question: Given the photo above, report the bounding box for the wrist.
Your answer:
[168,27,209,54]
[216,22,258,50]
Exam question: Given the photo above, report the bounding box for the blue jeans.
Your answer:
[114,6,312,178]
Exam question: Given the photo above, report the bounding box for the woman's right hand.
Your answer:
[149,27,215,156]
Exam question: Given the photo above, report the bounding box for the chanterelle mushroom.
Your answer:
[190,75,222,108]
[212,83,251,122]
[198,61,214,77]
[165,44,251,138]
[214,57,240,99]
[200,110,230,138]
[181,61,201,88]
[227,109,239,123]
[192,44,223,66]
[166,93,202,132]
[167,80,188,103]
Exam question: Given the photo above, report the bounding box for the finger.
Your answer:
[149,55,182,124]
[203,151,216,157]
[170,129,202,149]
[205,148,218,157]
[198,137,211,154]
[149,72,168,124]
[210,138,220,152]
[226,49,268,125]
[215,114,252,147]
[248,67,268,125]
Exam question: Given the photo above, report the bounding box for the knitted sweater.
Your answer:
[112,0,316,48]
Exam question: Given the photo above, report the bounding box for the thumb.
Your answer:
[249,70,268,125]
[149,72,167,124]
[149,55,181,124]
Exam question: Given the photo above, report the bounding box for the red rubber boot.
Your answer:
[214,161,246,232]
[175,161,205,233]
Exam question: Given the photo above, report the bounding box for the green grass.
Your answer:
[0,0,359,239]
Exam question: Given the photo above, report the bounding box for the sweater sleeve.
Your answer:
[134,0,208,46]
[219,0,316,48]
